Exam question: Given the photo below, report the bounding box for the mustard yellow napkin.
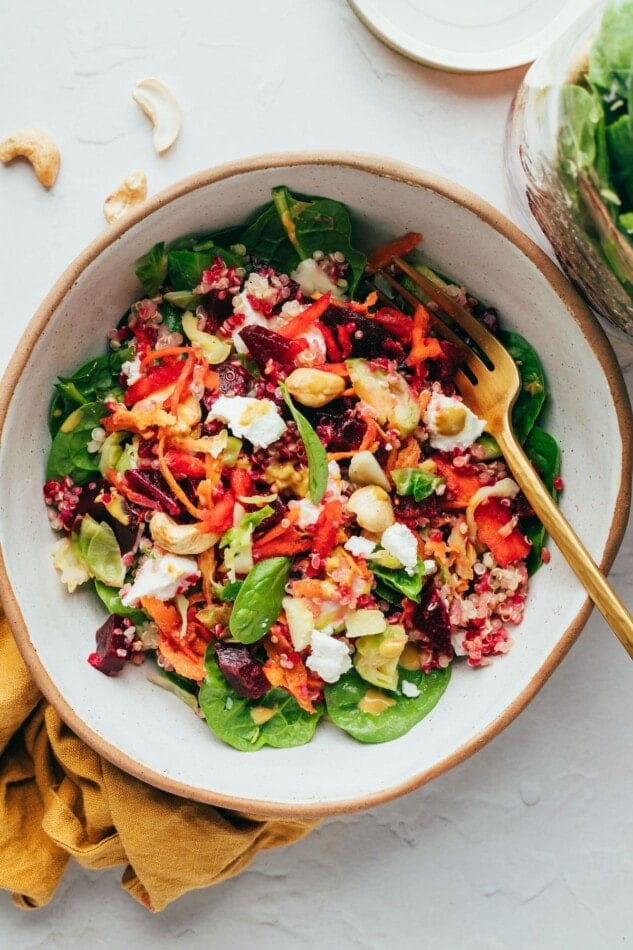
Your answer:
[0,611,316,911]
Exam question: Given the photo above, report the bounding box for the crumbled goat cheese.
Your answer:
[380,522,419,574]
[424,391,485,452]
[288,497,322,529]
[121,552,199,606]
[344,535,377,558]
[208,395,287,448]
[401,680,421,698]
[120,356,143,385]
[305,629,352,683]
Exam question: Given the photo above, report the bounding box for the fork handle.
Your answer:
[495,428,633,657]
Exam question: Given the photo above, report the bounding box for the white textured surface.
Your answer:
[0,0,631,945]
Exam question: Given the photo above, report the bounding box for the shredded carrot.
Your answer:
[410,303,431,349]
[407,303,444,366]
[251,509,308,559]
[140,345,196,371]
[394,436,421,469]
[327,290,378,313]
[157,433,205,519]
[198,547,216,606]
[277,292,332,339]
[263,632,316,713]
[408,338,444,365]
[141,596,180,635]
[169,351,196,413]
[291,578,331,600]
[157,632,205,682]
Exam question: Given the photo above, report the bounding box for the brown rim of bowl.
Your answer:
[0,150,630,819]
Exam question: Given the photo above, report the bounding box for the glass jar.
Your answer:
[506,1,633,341]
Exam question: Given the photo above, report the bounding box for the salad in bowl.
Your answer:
[42,185,559,752]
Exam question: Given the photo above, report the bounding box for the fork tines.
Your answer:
[369,255,495,368]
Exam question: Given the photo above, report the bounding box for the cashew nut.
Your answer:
[149,511,217,555]
[284,367,346,408]
[132,77,181,154]
[345,485,395,535]
[348,450,391,492]
[0,129,60,187]
[103,169,148,223]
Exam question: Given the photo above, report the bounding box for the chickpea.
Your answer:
[345,485,395,535]
[285,368,346,408]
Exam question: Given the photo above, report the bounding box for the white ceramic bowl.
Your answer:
[0,152,630,817]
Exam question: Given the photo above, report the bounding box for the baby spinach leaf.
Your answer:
[522,426,561,574]
[46,401,108,485]
[370,559,426,603]
[229,556,291,644]
[166,244,246,292]
[135,242,168,296]
[240,187,366,294]
[240,202,301,277]
[279,383,328,504]
[93,579,147,625]
[49,349,131,436]
[199,653,322,751]
[498,330,547,444]
[324,664,450,744]
[272,186,366,295]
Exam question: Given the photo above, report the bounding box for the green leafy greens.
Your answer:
[557,1,633,299]
[324,665,450,744]
[199,653,323,752]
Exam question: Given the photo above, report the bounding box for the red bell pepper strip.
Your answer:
[473,497,531,567]
[315,321,342,361]
[312,499,343,562]
[162,449,207,479]
[124,361,183,407]
[372,306,414,343]
[366,232,423,272]
[230,467,254,501]
[197,490,236,535]
[433,457,482,509]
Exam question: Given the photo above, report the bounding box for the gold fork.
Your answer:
[370,255,633,657]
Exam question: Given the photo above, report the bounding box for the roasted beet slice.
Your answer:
[238,325,306,372]
[316,409,367,453]
[125,468,181,516]
[410,587,452,654]
[319,305,405,360]
[215,642,269,700]
[215,360,251,396]
[87,615,131,676]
